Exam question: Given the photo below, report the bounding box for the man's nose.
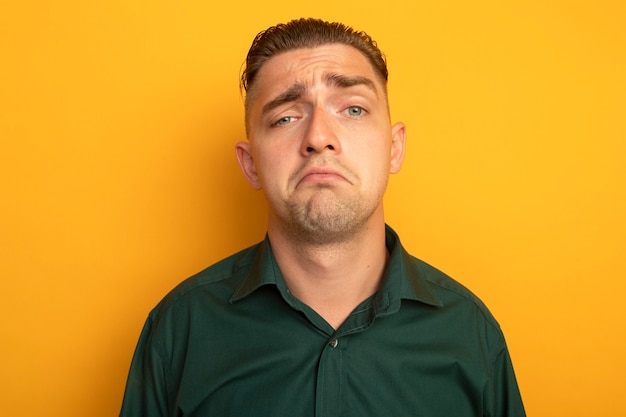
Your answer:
[300,107,342,155]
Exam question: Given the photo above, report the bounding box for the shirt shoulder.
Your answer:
[411,256,504,335]
[147,242,261,321]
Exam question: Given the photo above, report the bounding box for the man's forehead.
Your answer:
[243,44,389,132]
[253,45,382,90]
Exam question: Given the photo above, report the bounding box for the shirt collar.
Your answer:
[374,224,443,316]
[230,225,443,310]
[230,236,286,302]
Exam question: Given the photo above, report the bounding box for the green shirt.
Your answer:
[120,225,525,416]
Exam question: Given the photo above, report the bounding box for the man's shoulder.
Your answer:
[409,255,503,330]
[150,242,262,317]
[412,257,478,300]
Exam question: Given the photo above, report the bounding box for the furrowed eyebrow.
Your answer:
[261,83,306,117]
[260,74,378,117]
[324,73,378,96]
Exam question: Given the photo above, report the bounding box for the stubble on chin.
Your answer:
[282,190,374,246]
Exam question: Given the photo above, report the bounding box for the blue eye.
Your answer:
[273,116,296,127]
[345,106,365,117]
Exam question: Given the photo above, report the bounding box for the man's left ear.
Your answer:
[389,122,406,174]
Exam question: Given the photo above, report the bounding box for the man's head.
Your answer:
[236,19,405,244]
[241,18,389,131]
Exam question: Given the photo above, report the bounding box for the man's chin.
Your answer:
[286,212,365,245]
[279,193,379,244]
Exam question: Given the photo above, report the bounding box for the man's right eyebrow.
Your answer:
[261,83,307,116]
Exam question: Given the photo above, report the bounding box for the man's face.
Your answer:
[237,43,405,243]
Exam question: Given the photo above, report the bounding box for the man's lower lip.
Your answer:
[301,174,343,183]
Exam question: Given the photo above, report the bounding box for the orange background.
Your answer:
[1,1,625,416]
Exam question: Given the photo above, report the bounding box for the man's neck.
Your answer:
[268,216,389,330]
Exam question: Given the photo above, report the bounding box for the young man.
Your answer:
[120,18,525,416]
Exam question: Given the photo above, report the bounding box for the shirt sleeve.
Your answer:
[119,315,171,417]
[485,343,526,417]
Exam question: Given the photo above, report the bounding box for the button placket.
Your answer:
[315,336,343,417]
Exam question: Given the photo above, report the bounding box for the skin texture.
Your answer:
[236,44,406,328]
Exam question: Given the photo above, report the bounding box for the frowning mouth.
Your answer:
[296,167,350,187]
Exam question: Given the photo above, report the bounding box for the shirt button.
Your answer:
[329,339,339,348]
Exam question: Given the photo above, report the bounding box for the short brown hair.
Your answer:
[241,18,388,100]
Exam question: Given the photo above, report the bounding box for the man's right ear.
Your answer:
[235,141,262,190]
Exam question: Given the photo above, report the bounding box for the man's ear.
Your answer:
[235,141,262,190]
[389,122,406,174]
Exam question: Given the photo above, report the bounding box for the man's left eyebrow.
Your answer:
[324,73,378,95]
